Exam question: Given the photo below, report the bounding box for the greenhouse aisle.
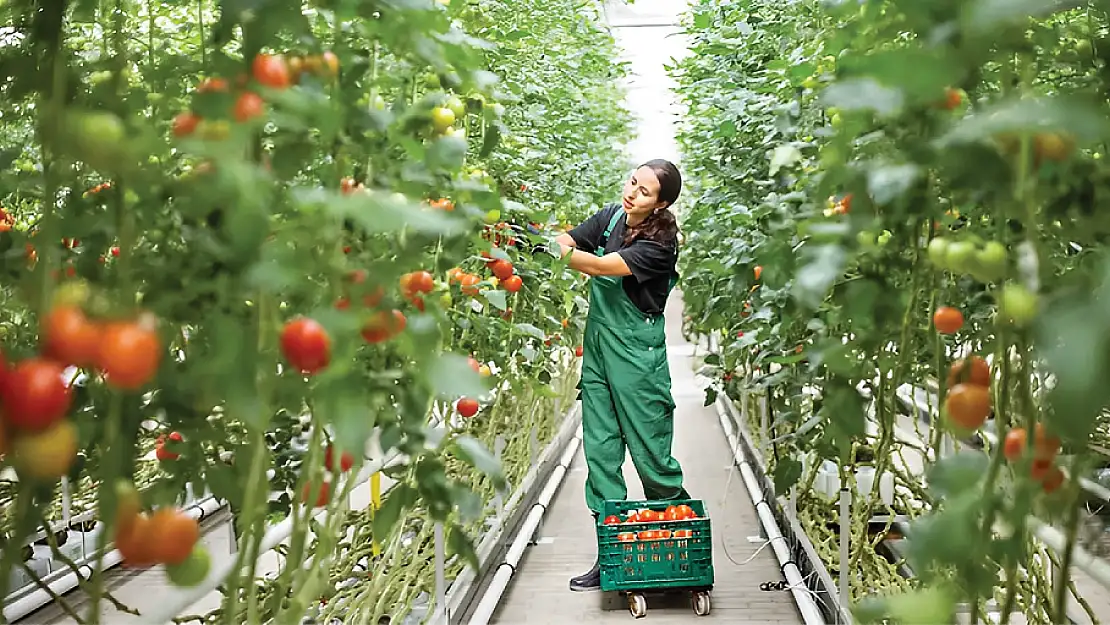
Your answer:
[486,2,802,623]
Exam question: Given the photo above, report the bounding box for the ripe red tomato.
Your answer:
[673,529,693,538]
[947,355,990,388]
[98,320,162,390]
[252,54,291,89]
[945,383,991,431]
[637,531,657,540]
[933,306,964,334]
[675,504,695,519]
[361,309,406,344]
[3,358,72,431]
[325,445,355,472]
[1041,466,1065,493]
[575,345,584,357]
[280,318,331,375]
[603,515,621,525]
[617,532,636,542]
[638,510,660,522]
[489,259,514,280]
[302,480,332,507]
[156,433,180,461]
[502,275,523,293]
[456,397,479,418]
[402,270,435,295]
[172,112,200,137]
[43,305,99,368]
[233,92,265,122]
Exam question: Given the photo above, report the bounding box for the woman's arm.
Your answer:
[557,243,633,277]
[555,232,577,248]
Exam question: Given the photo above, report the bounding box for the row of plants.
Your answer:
[0,0,630,621]
[674,0,1110,622]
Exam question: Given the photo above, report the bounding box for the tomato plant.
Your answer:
[0,0,630,621]
[674,0,1110,621]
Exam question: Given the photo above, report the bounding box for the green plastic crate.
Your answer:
[596,499,714,592]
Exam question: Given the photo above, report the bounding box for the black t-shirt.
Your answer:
[567,203,678,316]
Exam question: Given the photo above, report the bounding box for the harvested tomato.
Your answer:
[1002,424,1059,463]
[947,355,990,389]
[302,480,332,507]
[3,358,72,431]
[456,397,480,417]
[280,317,331,375]
[617,532,637,542]
[673,529,693,538]
[944,383,991,431]
[502,275,523,293]
[325,444,355,472]
[489,259,514,280]
[933,306,964,334]
[98,319,162,390]
[638,510,660,522]
[637,530,657,540]
[11,419,77,481]
[149,508,200,565]
[603,515,621,525]
[656,529,673,539]
[252,54,291,89]
[675,504,695,519]
[42,305,99,368]
[233,92,265,122]
[172,112,200,137]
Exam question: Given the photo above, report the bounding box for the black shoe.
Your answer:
[569,560,600,592]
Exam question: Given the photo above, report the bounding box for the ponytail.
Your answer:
[624,207,679,246]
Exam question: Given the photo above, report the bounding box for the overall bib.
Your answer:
[580,210,687,515]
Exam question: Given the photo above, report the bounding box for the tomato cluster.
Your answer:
[605,504,701,542]
[155,431,184,462]
[1003,424,1064,493]
[943,354,993,433]
[113,481,209,586]
[171,53,297,141]
[0,288,162,482]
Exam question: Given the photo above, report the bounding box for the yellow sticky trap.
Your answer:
[371,472,382,556]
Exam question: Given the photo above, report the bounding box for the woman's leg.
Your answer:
[604,326,687,503]
[571,324,626,592]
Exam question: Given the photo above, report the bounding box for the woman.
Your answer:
[553,159,690,592]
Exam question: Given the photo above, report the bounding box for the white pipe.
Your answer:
[3,495,225,622]
[466,427,582,625]
[715,399,829,625]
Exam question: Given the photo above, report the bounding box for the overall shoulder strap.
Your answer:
[600,207,623,246]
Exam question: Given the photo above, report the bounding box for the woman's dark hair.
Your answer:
[624,159,682,246]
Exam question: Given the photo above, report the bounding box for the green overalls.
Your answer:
[580,210,688,515]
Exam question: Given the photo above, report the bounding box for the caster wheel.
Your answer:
[692,591,711,616]
[627,593,647,619]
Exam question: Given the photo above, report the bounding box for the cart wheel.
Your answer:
[627,593,647,619]
[692,591,711,616]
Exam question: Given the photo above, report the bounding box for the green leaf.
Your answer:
[925,452,989,499]
[447,522,480,570]
[866,163,920,205]
[768,145,803,175]
[483,289,508,311]
[703,386,719,407]
[773,457,803,493]
[937,96,1110,148]
[451,435,506,489]
[703,353,721,365]
[821,78,904,116]
[373,483,416,543]
[426,353,487,400]
[513,323,546,340]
